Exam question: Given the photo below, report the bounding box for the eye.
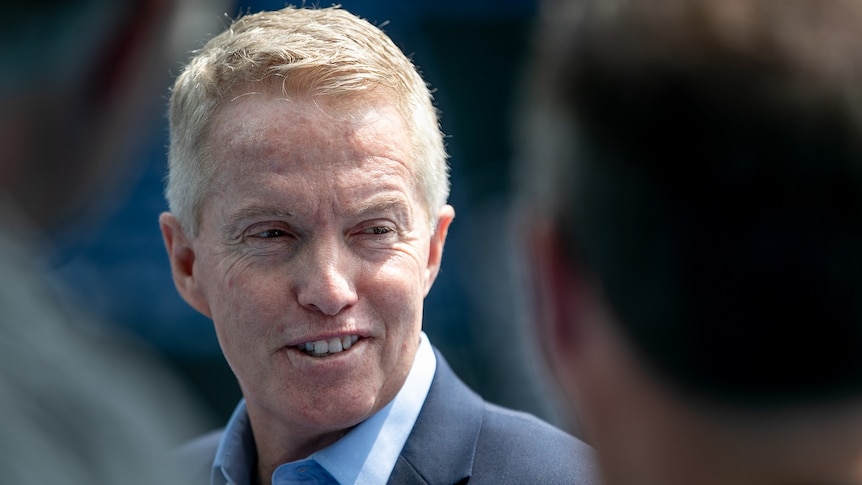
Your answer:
[250,228,287,238]
[353,223,399,244]
[367,226,393,235]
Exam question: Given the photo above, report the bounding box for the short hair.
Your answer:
[167,5,449,236]
[521,0,862,407]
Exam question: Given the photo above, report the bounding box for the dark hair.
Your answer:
[534,0,862,407]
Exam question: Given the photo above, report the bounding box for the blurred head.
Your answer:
[159,4,454,461]
[520,0,862,481]
[523,0,862,411]
[0,0,181,231]
[166,5,449,237]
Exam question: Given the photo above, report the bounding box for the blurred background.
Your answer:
[51,0,562,435]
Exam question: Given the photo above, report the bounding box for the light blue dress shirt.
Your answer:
[212,332,437,485]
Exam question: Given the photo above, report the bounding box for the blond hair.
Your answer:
[166,5,449,236]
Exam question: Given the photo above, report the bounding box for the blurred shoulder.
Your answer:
[173,429,223,484]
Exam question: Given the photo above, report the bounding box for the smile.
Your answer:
[296,335,360,357]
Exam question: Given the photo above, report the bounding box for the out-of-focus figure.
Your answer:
[0,1,223,482]
[519,0,862,484]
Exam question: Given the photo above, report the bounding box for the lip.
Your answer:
[280,333,368,373]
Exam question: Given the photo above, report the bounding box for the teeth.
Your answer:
[313,340,327,355]
[297,335,360,356]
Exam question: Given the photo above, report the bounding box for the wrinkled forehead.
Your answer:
[196,81,432,221]
[207,85,423,187]
[207,83,412,162]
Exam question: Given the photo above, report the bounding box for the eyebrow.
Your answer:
[221,206,295,237]
[350,195,413,223]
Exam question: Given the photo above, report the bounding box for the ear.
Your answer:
[528,220,587,368]
[159,212,212,318]
[423,204,455,295]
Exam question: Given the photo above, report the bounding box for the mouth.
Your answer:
[296,335,360,357]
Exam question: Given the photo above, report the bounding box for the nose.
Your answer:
[296,238,358,316]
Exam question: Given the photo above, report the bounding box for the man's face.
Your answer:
[164,90,452,442]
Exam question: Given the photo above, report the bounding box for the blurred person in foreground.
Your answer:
[159,5,597,484]
[518,0,862,483]
[0,0,216,483]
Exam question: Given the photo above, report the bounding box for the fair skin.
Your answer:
[160,88,454,484]
[530,222,862,485]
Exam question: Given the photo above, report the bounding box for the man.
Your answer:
[160,5,596,485]
[520,0,862,484]
[0,0,214,483]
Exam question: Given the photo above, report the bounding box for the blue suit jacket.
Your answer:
[176,350,598,484]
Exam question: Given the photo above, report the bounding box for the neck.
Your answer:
[571,312,862,485]
[595,395,862,485]
[246,412,352,485]
[602,410,862,485]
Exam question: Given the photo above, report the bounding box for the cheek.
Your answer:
[370,261,427,311]
[207,262,286,336]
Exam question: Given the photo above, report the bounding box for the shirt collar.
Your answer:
[212,399,255,485]
[213,332,437,485]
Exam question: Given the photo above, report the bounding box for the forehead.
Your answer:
[208,88,412,172]
[201,88,423,221]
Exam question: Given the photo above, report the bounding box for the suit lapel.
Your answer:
[388,349,484,485]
